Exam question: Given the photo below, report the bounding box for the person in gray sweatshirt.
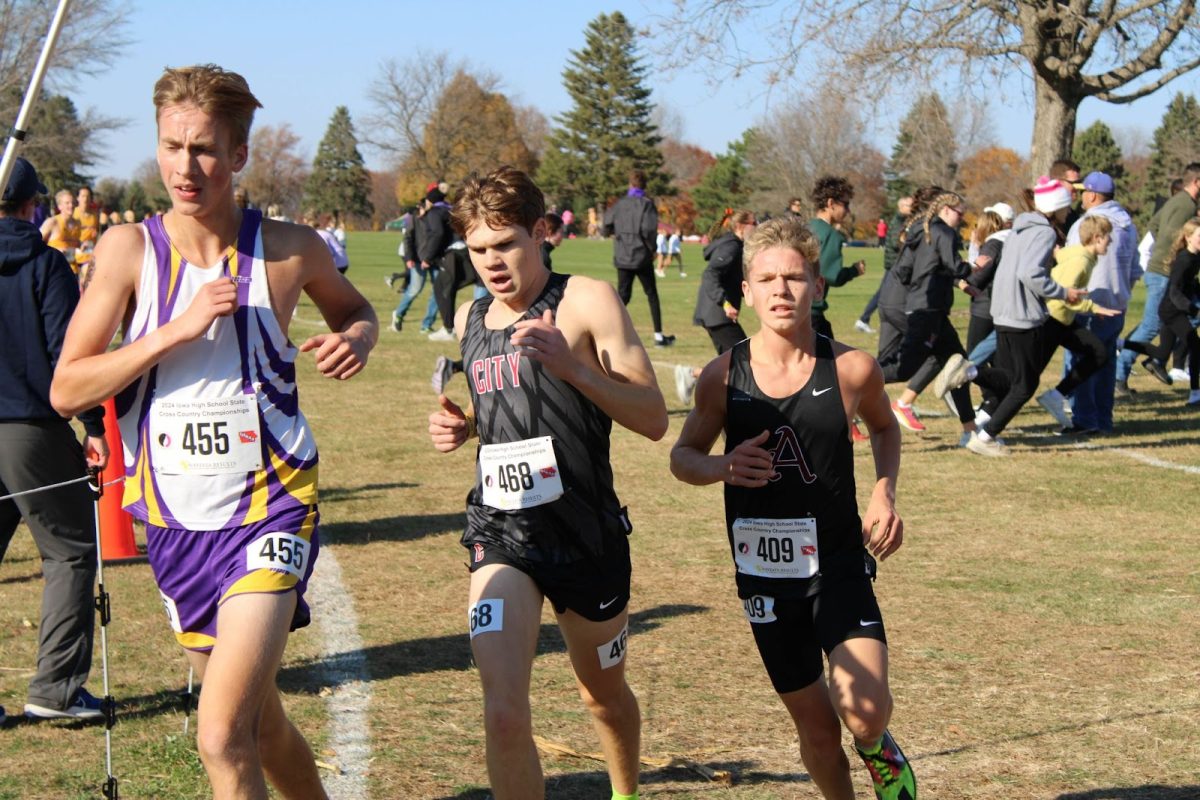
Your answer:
[967,178,1085,457]
[1061,173,1140,433]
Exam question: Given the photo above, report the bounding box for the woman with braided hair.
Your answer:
[877,191,979,442]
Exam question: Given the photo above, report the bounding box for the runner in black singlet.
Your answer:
[671,217,917,800]
[428,167,666,800]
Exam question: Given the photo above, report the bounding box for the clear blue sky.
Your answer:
[58,0,1200,183]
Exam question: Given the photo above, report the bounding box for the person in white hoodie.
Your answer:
[966,178,1085,457]
[1061,172,1140,433]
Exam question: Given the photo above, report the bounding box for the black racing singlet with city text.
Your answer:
[724,335,869,598]
[461,272,628,563]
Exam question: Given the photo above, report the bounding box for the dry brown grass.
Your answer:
[1,235,1197,799]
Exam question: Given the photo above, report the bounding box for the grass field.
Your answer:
[1,231,1198,799]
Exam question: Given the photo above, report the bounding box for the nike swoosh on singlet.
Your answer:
[812,387,833,396]
[859,619,882,626]
[599,596,620,610]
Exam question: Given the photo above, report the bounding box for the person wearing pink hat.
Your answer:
[965,177,1086,457]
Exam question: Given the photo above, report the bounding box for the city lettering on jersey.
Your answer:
[767,424,817,484]
[471,352,523,395]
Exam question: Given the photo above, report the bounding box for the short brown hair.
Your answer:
[811,175,854,210]
[153,64,262,147]
[1078,215,1112,247]
[742,217,820,278]
[451,166,546,237]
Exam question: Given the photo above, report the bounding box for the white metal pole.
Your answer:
[0,0,73,191]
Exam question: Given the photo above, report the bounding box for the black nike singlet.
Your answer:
[460,272,629,563]
[724,335,869,598]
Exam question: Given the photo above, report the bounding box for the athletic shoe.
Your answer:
[856,730,917,800]
[1114,380,1136,401]
[932,354,974,398]
[1141,358,1172,385]
[428,327,456,342]
[1168,367,1191,383]
[1187,390,1200,406]
[25,687,103,721]
[1036,388,1072,428]
[674,364,697,405]
[854,319,875,334]
[974,407,991,428]
[1057,424,1098,437]
[419,325,434,335]
[678,272,687,277]
[654,268,666,277]
[966,432,1008,458]
[384,272,402,290]
[957,431,972,448]
[851,420,870,442]
[654,334,676,347]
[890,401,925,432]
[431,356,455,395]
[390,313,402,333]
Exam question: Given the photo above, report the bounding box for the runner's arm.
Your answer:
[296,227,378,380]
[671,354,773,487]
[846,349,904,559]
[514,277,668,440]
[51,224,235,417]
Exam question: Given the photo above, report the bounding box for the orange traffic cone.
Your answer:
[98,397,139,562]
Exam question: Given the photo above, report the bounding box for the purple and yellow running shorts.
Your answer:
[146,504,320,651]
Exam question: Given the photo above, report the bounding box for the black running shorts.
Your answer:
[743,577,887,694]
[465,535,631,622]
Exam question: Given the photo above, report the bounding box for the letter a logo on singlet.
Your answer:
[767,425,817,484]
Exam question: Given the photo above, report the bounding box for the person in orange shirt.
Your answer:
[40,190,82,273]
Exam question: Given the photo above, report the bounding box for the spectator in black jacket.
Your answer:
[674,210,756,404]
[856,195,912,333]
[603,169,674,346]
[392,187,454,335]
[0,158,109,723]
[879,191,978,440]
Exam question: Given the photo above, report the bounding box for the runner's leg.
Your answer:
[468,563,545,800]
[557,607,640,797]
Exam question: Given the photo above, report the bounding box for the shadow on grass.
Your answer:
[319,481,417,504]
[1057,788,1200,800]
[320,511,466,545]
[435,760,805,799]
[0,570,40,585]
[277,603,707,694]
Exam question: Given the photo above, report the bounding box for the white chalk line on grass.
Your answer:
[1073,441,1200,475]
[307,548,372,800]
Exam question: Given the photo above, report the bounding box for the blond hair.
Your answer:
[742,217,820,278]
[1169,218,1200,263]
[1077,215,1112,247]
[153,64,262,147]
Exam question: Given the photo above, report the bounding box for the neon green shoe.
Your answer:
[856,729,916,800]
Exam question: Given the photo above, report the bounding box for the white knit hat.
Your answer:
[1033,177,1072,214]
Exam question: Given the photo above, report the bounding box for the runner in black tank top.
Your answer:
[460,271,628,563]
[427,167,667,800]
[724,334,869,601]
[671,218,916,800]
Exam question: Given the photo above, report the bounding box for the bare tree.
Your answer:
[513,103,549,163]
[745,87,885,222]
[662,1,1200,175]
[0,1,131,179]
[240,123,309,218]
[365,52,506,177]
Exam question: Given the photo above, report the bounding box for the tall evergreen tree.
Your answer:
[1072,121,1124,180]
[537,11,667,209]
[303,106,373,223]
[1138,92,1200,226]
[887,93,957,201]
[691,133,754,235]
